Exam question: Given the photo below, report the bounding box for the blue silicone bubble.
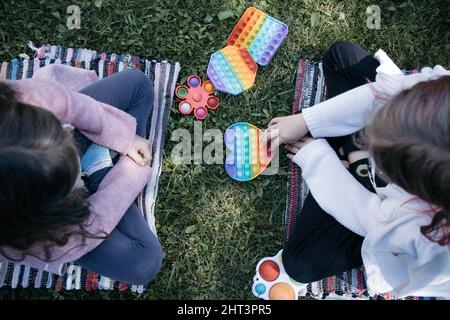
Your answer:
[255,283,266,295]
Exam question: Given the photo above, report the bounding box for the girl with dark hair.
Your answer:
[267,41,450,298]
[0,64,163,284]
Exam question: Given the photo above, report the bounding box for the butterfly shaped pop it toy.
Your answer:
[207,46,258,96]
[224,122,271,182]
[227,7,288,66]
[252,250,307,300]
[175,75,220,120]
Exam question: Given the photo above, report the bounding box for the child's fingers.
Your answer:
[139,146,152,165]
[300,136,314,142]
[287,153,294,160]
[291,140,307,148]
[268,117,280,127]
[128,148,146,166]
[285,144,300,154]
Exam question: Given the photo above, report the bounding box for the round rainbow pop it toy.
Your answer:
[227,7,288,66]
[252,250,307,300]
[207,46,258,96]
[224,122,271,182]
[175,75,220,120]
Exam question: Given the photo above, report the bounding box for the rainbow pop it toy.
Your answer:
[252,250,306,300]
[175,75,220,120]
[227,7,288,66]
[207,46,258,96]
[224,122,271,182]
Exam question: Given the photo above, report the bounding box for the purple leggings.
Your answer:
[75,69,163,285]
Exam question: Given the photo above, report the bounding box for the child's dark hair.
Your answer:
[366,76,450,246]
[0,83,104,261]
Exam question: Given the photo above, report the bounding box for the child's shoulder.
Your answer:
[376,183,432,223]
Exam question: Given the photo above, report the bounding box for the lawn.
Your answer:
[0,0,448,300]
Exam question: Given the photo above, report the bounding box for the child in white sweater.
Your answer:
[267,41,450,298]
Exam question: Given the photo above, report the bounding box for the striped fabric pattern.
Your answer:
[285,59,432,300]
[0,44,180,292]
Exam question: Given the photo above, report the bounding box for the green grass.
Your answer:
[0,0,448,300]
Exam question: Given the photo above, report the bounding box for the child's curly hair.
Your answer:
[366,75,450,246]
[0,83,104,262]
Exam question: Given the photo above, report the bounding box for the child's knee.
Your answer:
[323,41,358,66]
[122,69,153,92]
[328,41,357,55]
[282,246,316,284]
[132,240,163,284]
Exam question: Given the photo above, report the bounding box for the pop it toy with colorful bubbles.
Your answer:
[227,7,288,66]
[224,122,271,182]
[175,75,220,120]
[207,46,258,96]
[252,250,306,300]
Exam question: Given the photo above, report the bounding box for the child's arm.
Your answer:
[291,138,390,236]
[4,78,136,155]
[265,83,376,149]
[272,66,450,144]
[362,213,450,298]
[301,83,376,138]
[81,156,151,250]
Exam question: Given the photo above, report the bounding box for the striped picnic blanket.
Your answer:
[0,44,180,292]
[285,59,432,300]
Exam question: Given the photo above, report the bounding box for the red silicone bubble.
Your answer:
[207,96,219,109]
[259,260,280,282]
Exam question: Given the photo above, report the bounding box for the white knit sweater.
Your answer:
[292,51,450,298]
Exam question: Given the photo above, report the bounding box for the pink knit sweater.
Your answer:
[0,64,151,275]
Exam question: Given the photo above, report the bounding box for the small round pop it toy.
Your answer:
[227,7,288,66]
[224,122,271,182]
[252,250,306,300]
[175,75,220,120]
[207,46,258,96]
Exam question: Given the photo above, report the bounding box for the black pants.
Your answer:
[283,41,381,283]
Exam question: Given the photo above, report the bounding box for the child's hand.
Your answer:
[262,114,309,151]
[285,137,315,160]
[126,135,152,166]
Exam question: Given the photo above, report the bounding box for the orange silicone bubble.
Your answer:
[259,260,280,282]
[203,81,214,93]
[268,283,296,300]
